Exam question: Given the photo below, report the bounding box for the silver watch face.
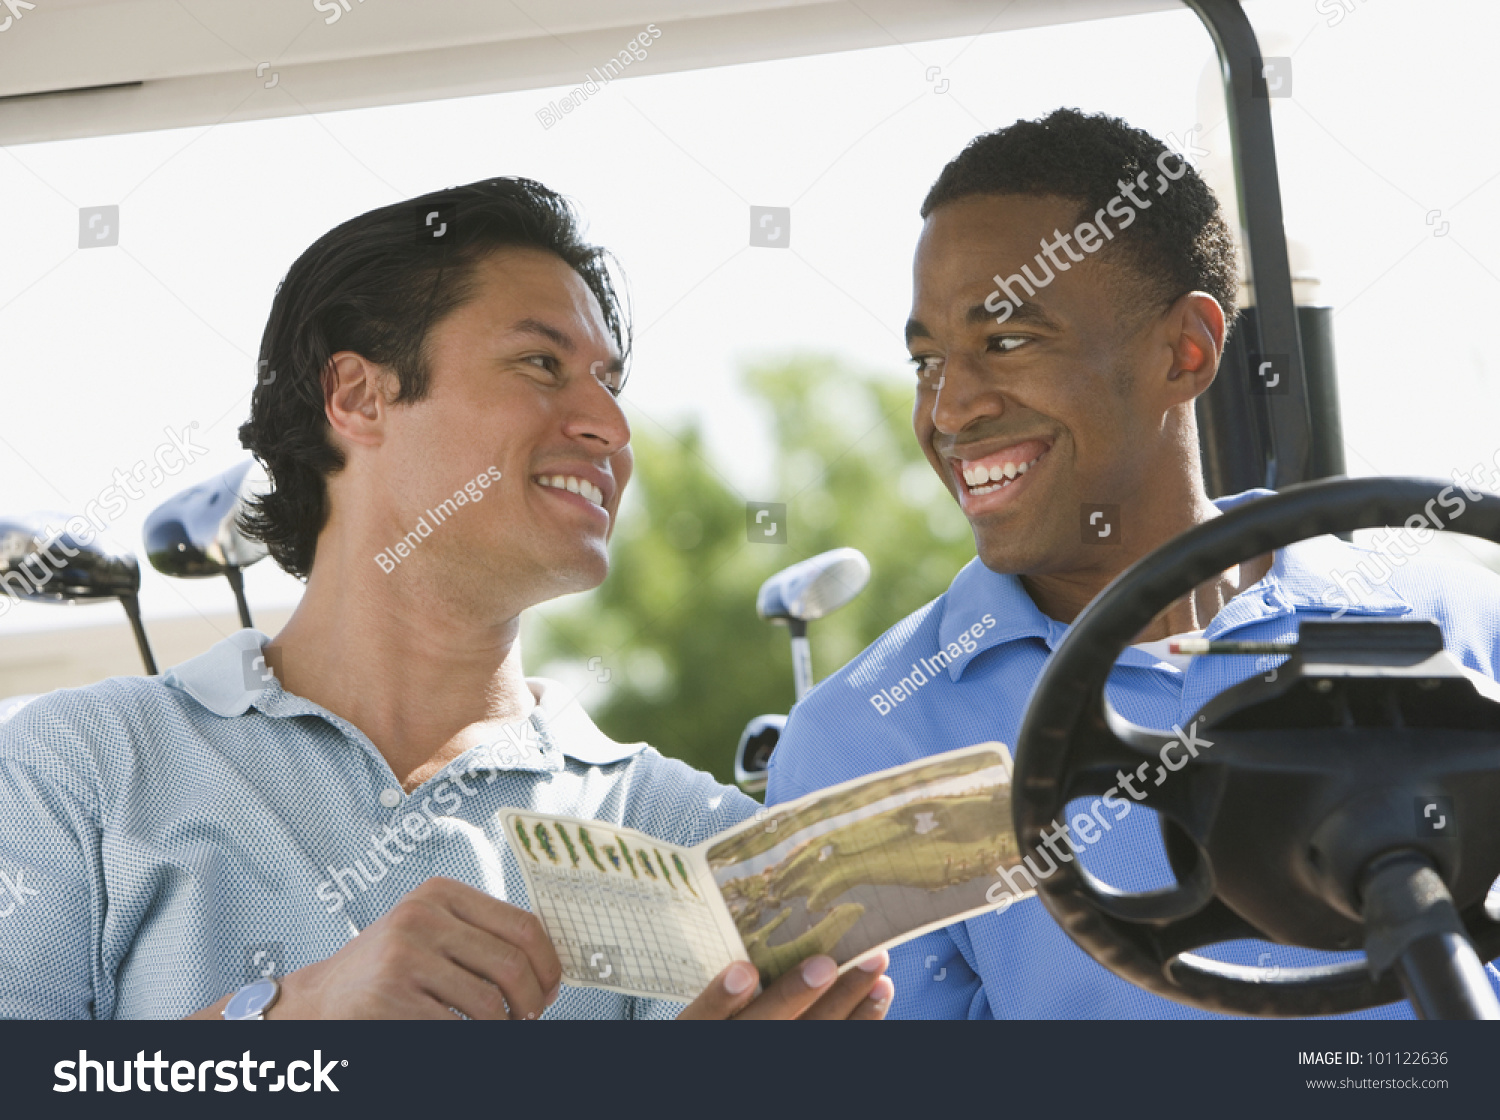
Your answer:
[225,978,279,1020]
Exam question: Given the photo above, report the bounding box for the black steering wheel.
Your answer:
[1012,477,1500,1017]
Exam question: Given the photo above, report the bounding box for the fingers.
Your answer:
[421,877,563,1011]
[436,921,551,1020]
[730,955,844,1021]
[847,976,895,1020]
[676,960,761,1020]
[416,956,516,1021]
[798,951,890,1021]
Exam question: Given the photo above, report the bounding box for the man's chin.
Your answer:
[972,529,1044,577]
[544,548,610,597]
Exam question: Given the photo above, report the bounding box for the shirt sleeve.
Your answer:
[614,748,761,847]
[0,700,108,1019]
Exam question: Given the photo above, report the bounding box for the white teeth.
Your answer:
[539,475,605,506]
[961,454,1042,493]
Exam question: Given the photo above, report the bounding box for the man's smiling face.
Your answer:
[908,193,1164,577]
[379,246,632,603]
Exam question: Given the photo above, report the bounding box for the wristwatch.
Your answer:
[223,978,281,1020]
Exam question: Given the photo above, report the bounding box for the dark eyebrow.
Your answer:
[907,300,1063,347]
[965,300,1061,331]
[510,318,575,351]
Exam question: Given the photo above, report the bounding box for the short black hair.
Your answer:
[921,108,1238,324]
[238,177,629,580]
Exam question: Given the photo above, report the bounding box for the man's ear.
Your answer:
[1161,291,1227,404]
[323,351,394,450]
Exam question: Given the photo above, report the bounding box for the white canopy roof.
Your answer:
[1,0,1179,146]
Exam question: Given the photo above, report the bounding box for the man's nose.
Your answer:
[566,378,631,451]
[929,353,1001,436]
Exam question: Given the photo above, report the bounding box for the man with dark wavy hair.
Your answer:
[0,178,892,1022]
[766,109,1500,1019]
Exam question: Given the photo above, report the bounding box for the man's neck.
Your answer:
[265,558,538,792]
[1020,483,1269,640]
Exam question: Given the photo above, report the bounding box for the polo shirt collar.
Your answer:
[162,629,646,767]
[935,488,1412,680]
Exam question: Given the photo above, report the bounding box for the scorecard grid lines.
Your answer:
[523,841,734,1000]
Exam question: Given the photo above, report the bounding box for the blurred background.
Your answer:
[2,0,1498,781]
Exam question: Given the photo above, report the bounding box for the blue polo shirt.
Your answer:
[767,490,1500,1019]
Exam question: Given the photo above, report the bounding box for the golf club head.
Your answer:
[756,547,871,623]
[735,712,786,794]
[144,460,270,578]
[0,513,142,602]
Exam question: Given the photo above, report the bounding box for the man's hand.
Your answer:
[271,877,562,1019]
[677,952,894,1020]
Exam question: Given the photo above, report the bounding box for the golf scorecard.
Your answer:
[501,743,1024,1001]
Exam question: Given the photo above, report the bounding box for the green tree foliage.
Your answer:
[524,355,977,786]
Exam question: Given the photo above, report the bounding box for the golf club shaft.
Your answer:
[789,619,812,702]
[119,594,158,676]
[225,566,254,630]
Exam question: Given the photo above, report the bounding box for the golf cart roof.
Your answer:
[1,0,1179,146]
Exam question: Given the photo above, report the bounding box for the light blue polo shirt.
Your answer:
[0,629,759,1019]
[767,490,1500,1019]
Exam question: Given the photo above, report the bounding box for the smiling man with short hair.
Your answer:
[766,109,1500,1019]
[0,177,892,1021]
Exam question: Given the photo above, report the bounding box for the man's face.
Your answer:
[907,194,1163,576]
[379,247,632,602]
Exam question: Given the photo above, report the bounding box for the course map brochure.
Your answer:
[500,743,1024,1001]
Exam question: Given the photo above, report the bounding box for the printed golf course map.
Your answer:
[502,743,1024,1001]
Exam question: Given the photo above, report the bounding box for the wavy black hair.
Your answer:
[237,177,629,579]
[922,108,1238,325]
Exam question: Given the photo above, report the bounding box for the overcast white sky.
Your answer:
[1,0,1497,639]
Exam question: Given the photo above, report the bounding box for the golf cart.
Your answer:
[2,0,1494,1022]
